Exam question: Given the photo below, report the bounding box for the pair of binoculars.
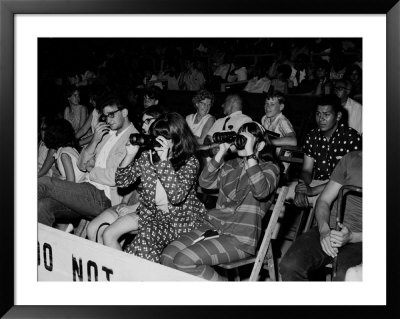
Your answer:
[129,134,161,148]
[212,131,247,150]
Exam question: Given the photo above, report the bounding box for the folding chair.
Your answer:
[330,185,362,280]
[217,186,289,281]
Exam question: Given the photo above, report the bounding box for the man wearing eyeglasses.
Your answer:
[334,79,362,134]
[38,95,138,227]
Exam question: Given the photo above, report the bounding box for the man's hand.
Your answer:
[330,223,352,248]
[92,122,110,144]
[320,228,338,258]
[294,192,309,207]
[295,180,315,196]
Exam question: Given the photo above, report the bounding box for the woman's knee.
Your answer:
[173,251,197,269]
[102,226,120,245]
[160,245,178,268]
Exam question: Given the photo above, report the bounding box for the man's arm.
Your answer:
[294,154,315,207]
[299,154,314,185]
[315,179,342,257]
[271,133,297,147]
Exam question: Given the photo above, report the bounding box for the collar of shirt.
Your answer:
[113,123,133,137]
[229,111,243,117]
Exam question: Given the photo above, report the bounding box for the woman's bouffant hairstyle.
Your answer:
[43,119,78,150]
[192,90,215,107]
[238,122,279,164]
[150,112,198,171]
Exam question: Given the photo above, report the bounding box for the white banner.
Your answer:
[37,223,204,281]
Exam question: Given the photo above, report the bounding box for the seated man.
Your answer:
[38,95,139,227]
[279,150,362,281]
[291,95,361,209]
[204,94,252,145]
[334,79,362,134]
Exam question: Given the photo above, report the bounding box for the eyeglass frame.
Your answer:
[334,86,350,92]
[102,109,122,119]
[143,117,156,125]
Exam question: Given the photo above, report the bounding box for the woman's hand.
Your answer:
[116,204,138,216]
[240,129,256,156]
[154,136,173,161]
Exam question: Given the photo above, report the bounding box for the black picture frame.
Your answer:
[1,0,399,318]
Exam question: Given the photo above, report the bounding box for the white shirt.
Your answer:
[87,124,132,200]
[207,111,252,138]
[186,113,213,138]
[344,97,362,134]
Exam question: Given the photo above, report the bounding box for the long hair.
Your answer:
[43,119,78,150]
[150,112,198,171]
[238,122,279,164]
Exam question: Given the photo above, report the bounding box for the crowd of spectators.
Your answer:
[37,37,363,281]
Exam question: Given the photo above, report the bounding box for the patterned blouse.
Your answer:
[115,151,207,234]
[303,123,362,180]
[199,157,280,255]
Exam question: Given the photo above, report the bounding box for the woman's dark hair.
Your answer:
[64,85,79,101]
[150,112,198,171]
[238,122,279,164]
[192,90,215,107]
[43,119,78,150]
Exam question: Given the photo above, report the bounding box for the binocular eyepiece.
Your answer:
[129,133,161,148]
[212,131,247,150]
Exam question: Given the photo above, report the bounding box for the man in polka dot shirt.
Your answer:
[293,95,361,208]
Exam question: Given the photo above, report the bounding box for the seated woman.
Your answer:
[38,116,59,178]
[185,90,216,145]
[87,105,166,250]
[160,122,281,280]
[43,118,85,183]
[63,86,88,135]
[90,112,207,262]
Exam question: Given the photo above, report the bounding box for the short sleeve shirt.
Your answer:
[328,151,362,232]
[261,113,295,137]
[303,123,362,180]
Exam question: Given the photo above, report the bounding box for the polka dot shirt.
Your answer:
[303,123,362,180]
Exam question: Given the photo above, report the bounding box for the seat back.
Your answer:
[249,186,288,281]
[218,186,288,281]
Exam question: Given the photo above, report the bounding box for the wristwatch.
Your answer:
[245,154,258,161]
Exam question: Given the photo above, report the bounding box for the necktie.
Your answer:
[222,117,231,130]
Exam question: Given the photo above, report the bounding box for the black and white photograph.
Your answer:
[37,37,363,283]
[3,4,398,316]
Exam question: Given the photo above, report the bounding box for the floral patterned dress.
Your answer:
[115,151,207,262]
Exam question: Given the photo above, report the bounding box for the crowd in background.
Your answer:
[37,38,363,281]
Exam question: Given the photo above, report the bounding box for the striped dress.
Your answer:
[199,157,280,255]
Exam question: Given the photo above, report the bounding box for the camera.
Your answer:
[129,133,161,148]
[212,131,247,150]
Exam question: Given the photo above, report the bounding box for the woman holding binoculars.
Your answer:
[161,122,281,280]
[89,112,207,263]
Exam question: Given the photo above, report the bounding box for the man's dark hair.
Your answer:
[99,95,126,111]
[144,85,162,100]
[316,95,343,115]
